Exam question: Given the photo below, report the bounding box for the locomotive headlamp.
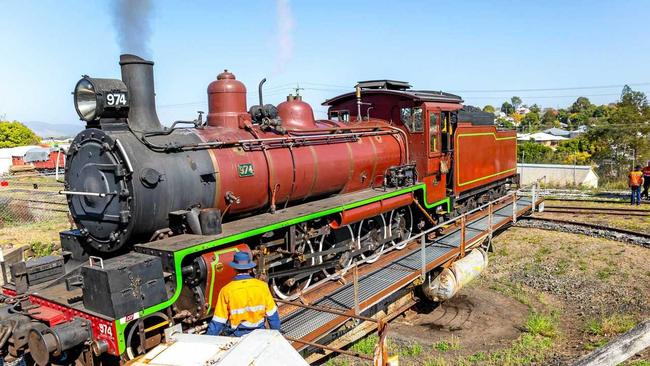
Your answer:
[73,76,129,122]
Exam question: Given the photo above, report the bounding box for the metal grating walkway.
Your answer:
[281,197,534,340]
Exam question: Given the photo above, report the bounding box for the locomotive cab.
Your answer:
[323,79,517,217]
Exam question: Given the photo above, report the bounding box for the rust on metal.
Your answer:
[284,335,374,361]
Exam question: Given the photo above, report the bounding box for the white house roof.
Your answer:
[517,132,568,142]
[544,128,571,137]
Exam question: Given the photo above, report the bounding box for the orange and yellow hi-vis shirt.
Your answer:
[629,170,644,187]
[207,274,280,336]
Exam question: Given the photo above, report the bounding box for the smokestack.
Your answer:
[119,54,162,131]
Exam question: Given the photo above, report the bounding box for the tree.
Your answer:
[569,97,593,114]
[0,121,40,148]
[529,104,541,114]
[592,105,610,118]
[482,105,495,113]
[521,112,541,133]
[556,109,570,126]
[496,117,514,129]
[585,87,650,181]
[511,96,522,110]
[620,84,649,113]
[501,101,514,115]
[517,141,554,163]
[541,109,557,128]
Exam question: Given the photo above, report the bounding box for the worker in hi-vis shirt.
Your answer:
[207,252,281,337]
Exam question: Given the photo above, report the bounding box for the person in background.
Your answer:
[206,252,281,337]
[628,165,644,205]
[642,161,650,199]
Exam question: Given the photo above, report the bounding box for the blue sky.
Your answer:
[1,0,649,127]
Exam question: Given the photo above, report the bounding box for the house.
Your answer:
[516,106,530,115]
[543,128,571,138]
[517,163,599,188]
[570,125,587,138]
[517,132,568,148]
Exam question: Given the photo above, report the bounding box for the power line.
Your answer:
[157,83,650,108]
[158,101,204,109]
[450,82,650,93]
[464,91,650,100]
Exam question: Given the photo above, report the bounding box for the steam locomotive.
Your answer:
[0,55,516,365]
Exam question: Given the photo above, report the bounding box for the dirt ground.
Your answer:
[327,206,650,365]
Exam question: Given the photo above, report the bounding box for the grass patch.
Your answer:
[583,338,607,350]
[553,258,570,275]
[534,246,551,262]
[629,361,650,366]
[487,333,553,365]
[524,313,557,338]
[601,314,636,335]
[596,266,615,280]
[496,247,509,257]
[423,357,447,366]
[324,359,350,366]
[586,314,637,336]
[582,314,637,351]
[433,336,460,352]
[349,334,378,356]
[584,318,603,336]
[467,351,488,362]
[0,219,69,247]
[399,342,423,357]
[578,260,588,272]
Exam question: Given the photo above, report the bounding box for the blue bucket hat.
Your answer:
[229,252,256,270]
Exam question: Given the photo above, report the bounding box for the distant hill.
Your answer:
[23,121,83,139]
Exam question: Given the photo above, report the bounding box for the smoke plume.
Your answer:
[111,0,154,58]
[274,0,294,73]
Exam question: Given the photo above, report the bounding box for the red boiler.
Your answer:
[196,71,406,216]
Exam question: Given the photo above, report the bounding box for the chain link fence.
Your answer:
[0,175,69,228]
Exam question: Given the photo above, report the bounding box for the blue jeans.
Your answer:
[631,186,641,205]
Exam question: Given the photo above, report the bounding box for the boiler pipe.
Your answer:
[258,78,267,106]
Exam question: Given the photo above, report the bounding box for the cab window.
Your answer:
[429,113,438,152]
[441,111,451,152]
[400,107,423,133]
[329,110,350,122]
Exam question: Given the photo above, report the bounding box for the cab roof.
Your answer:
[323,79,463,105]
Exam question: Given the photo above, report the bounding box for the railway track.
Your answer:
[543,197,648,205]
[543,205,650,217]
[518,216,650,248]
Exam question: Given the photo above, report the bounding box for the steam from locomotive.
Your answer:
[111,0,154,57]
